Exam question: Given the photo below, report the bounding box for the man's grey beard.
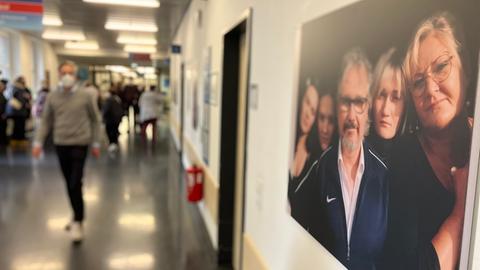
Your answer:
[341,136,359,153]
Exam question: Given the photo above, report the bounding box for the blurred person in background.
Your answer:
[9,76,32,146]
[0,79,8,146]
[121,78,140,132]
[33,80,50,128]
[32,60,102,243]
[77,67,101,110]
[103,82,124,154]
[139,85,163,146]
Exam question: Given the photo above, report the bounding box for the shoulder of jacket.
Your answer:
[367,147,388,170]
[319,145,333,162]
[293,158,319,194]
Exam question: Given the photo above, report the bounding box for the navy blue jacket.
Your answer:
[299,141,388,270]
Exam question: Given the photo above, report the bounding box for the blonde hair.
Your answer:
[403,12,464,86]
[372,47,408,136]
[372,48,405,98]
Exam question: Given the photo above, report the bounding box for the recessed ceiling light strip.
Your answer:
[83,0,160,8]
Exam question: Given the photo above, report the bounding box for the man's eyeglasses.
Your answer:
[338,96,369,114]
[411,54,453,97]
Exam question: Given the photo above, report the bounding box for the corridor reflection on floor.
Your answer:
[0,120,218,270]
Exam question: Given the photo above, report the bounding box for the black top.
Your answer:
[11,86,31,117]
[102,94,124,124]
[300,141,388,270]
[367,132,395,166]
[289,154,319,228]
[380,133,455,270]
[0,93,6,118]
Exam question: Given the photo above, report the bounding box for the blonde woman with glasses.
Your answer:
[382,12,472,270]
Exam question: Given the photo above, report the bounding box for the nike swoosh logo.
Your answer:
[326,196,336,203]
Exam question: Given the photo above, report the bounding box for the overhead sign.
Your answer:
[0,0,43,31]
[129,53,151,63]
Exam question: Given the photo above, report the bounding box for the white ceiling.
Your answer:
[41,0,191,65]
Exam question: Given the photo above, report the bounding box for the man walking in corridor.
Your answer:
[32,60,101,243]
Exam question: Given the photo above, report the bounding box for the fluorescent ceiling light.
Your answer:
[42,14,63,26]
[145,73,157,80]
[42,29,85,41]
[136,66,155,74]
[117,34,157,45]
[65,41,99,50]
[124,45,156,53]
[83,0,160,8]
[106,65,130,73]
[106,19,158,32]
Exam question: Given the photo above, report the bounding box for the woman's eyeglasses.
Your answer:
[411,54,453,97]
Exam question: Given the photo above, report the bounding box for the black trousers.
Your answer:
[12,116,26,140]
[105,121,120,144]
[0,120,7,145]
[55,145,88,222]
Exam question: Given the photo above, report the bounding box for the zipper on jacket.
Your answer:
[347,244,350,261]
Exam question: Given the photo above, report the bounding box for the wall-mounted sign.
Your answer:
[202,47,212,164]
[0,0,43,31]
[171,44,181,54]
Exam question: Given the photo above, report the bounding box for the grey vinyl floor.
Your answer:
[0,119,219,270]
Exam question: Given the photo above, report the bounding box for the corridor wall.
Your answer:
[0,29,58,95]
[170,0,360,268]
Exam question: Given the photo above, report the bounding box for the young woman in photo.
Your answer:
[368,48,407,164]
[288,82,320,224]
[316,92,336,153]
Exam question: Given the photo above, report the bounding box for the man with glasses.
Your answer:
[300,48,388,270]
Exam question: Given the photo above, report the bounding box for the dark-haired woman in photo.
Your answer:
[368,48,406,165]
[382,12,471,270]
[316,92,336,153]
[288,83,319,224]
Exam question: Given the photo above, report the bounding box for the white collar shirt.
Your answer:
[337,139,365,245]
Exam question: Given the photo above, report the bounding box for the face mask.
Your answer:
[59,74,76,89]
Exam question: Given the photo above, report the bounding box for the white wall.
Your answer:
[0,29,58,95]
[42,39,59,91]
[170,0,362,269]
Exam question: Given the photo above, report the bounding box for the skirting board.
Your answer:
[243,233,269,270]
[182,135,220,249]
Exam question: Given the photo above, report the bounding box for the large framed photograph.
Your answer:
[287,0,479,269]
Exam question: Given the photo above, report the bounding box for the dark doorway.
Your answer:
[217,10,252,269]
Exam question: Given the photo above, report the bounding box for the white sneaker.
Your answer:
[108,143,118,152]
[70,222,83,242]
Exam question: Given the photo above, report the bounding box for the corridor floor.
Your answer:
[0,120,218,270]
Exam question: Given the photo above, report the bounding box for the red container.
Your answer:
[185,165,203,202]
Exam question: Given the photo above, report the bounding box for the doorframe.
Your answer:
[179,62,185,158]
[217,8,253,269]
